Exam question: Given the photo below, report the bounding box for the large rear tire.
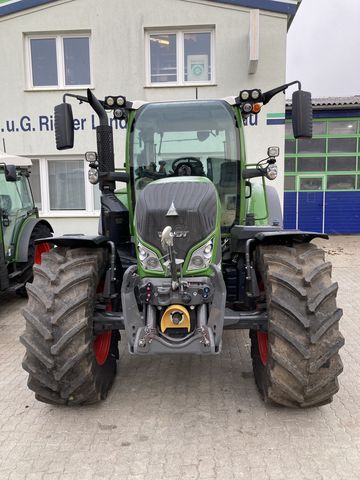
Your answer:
[20,247,119,405]
[251,242,344,408]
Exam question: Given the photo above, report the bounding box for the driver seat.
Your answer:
[219,162,237,189]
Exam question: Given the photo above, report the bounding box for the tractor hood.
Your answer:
[135,177,219,261]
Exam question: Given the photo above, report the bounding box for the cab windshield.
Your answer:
[131,100,240,227]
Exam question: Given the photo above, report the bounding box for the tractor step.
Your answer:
[93,312,125,333]
[7,282,26,293]
[223,308,267,330]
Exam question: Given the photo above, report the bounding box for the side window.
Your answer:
[17,176,34,209]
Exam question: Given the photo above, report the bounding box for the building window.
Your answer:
[285,118,360,194]
[285,158,296,172]
[327,156,356,171]
[48,160,85,210]
[327,175,356,190]
[284,175,296,191]
[297,157,326,172]
[27,34,91,89]
[147,29,214,85]
[29,159,41,210]
[299,177,323,191]
[29,157,100,216]
[297,138,326,154]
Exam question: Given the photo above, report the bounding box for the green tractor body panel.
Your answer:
[246,182,269,225]
[0,160,52,293]
[115,188,128,210]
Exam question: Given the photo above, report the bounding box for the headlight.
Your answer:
[240,90,250,101]
[114,108,124,118]
[268,146,280,158]
[266,164,278,180]
[105,96,115,107]
[85,151,97,163]
[137,242,163,272]
[242,103,252,113]
[188,238,214,271]
[88,168,99,184]
[116,96,126,106]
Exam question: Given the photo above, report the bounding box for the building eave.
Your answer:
[0,0,300,24]
[206,0,300,26]
[0,0,59,17]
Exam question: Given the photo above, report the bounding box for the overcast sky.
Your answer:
[286,0,360,98]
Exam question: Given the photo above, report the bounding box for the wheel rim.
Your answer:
[257,331,268,366]
[34,242,51,264]
[94,331,112,366]
[94,297,112,366]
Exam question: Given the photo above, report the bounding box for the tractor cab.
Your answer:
[0,155,34,266]
[130,100,240,230]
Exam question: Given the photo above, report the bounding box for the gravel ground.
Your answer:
[0,235,359,480]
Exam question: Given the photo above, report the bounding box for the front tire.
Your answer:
[20,247,119,405]
[251,243,344,408]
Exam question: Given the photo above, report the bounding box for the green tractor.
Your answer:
[0,153,52,295]
[21,82,344,407]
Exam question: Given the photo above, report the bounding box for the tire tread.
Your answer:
[251,242,344,408]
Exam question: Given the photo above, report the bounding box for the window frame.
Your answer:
[25,32,93,91]
[30,156,100,217]
[145,28,216,87]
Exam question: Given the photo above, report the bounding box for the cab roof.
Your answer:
[0,152,32,167]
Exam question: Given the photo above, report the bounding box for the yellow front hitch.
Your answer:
[160,305,191,333]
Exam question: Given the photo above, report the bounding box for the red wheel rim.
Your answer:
[94,299,112,366]
[34,242,51,264]
[257,331,268,366]
[94,331,112,365]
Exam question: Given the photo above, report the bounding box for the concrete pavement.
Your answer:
[0,235,359,480]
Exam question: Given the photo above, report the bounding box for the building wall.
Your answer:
[0,0,289,235]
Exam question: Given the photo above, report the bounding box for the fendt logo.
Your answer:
[158,228,189,239]
[166,201,178,217]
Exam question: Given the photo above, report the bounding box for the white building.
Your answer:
[0,0,300,235]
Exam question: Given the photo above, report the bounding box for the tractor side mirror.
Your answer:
[54,102,74,150]
[4,164,17,182]
[292,90,313,139]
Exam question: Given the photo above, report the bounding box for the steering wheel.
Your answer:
[171,157,204,176]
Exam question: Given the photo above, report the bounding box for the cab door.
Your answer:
[0,171,33,261]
